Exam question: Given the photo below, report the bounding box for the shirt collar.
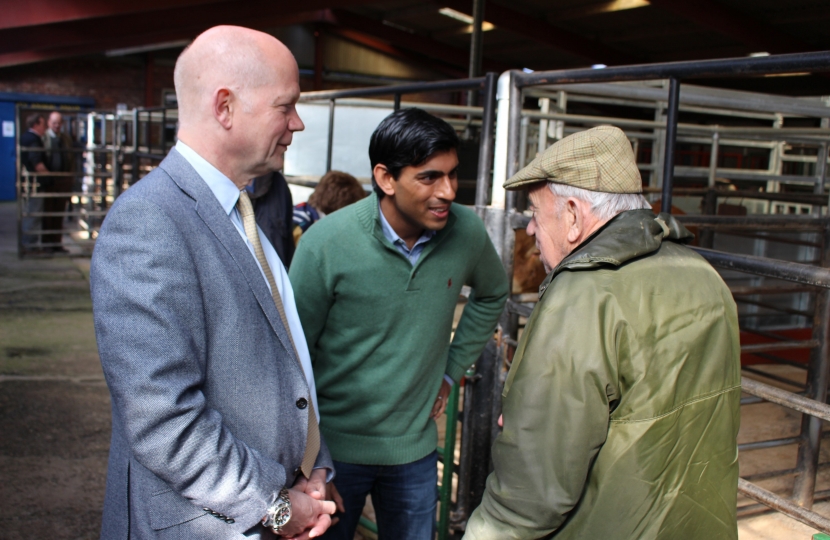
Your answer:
[175,140,241,215]
[377,201,435,250]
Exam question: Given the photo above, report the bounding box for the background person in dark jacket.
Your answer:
[42,111,75,252]
[249,170,295,267]
[20,113,49,250]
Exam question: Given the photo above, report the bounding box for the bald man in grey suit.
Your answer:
[91,26,336,539]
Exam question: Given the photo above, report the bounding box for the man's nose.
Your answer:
[290,111,305,132]
[436,176,457,201]
[526,217,537,237]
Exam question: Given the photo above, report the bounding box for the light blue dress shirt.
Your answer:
[378,200,455,387]
[175,141,320,420]
[378,201,435,266]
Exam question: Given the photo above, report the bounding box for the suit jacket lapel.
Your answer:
[159,149,300,365]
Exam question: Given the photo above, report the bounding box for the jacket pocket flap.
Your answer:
[150,489,207,531]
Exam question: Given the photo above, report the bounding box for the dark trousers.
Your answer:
[42,176,72,246]
[322,451,438,540]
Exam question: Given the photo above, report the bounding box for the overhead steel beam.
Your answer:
[0,0,209,31]
[330,9,510,73]
[0,8,335,67]
[649,0,815,54]
[437,0,638,65]
[325,26,467,79]
[0,0,373,57]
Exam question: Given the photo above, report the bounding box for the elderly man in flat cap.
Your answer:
[464,125,741,540]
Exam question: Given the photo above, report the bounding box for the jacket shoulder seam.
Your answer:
[610,384,741,424]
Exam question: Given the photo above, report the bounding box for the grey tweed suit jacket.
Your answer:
[91,149,332,539]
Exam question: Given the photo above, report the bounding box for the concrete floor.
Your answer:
[1,199,829,539]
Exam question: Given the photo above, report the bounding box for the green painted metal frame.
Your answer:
[437,381,462,540]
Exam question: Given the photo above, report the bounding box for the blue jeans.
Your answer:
[322,451,438,540]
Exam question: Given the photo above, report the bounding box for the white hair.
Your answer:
[547,182,651,221]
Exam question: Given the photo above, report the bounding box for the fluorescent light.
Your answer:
[461,22,495,32]
[523,68,535,73]
[592,64,607,69]
[439,7,495,32]
[439,7,474,24]
[606,0,649,12]
[763,72,810,78]
[749,52,770,57]
[557,0,649,20]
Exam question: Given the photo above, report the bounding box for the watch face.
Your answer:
[275,506,291,527]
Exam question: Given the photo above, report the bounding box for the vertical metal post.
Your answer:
[454,369,475,528]
[660,77,680,214]
[131,109,139,185]
[518,117,529,173]
[15,104,23,258]
[815,118,829,196]
[313,26,324,91]
[438,382,460,540]
[651,104,665,192]
[537,97,549,156]
[112,113,120,201]
[475,73,498,216]
[466,0,485,108]
[160,108,167,157]
[326,99,335,173]
[393,93,401,112]
[456,341,498,525]
[502,75,522,294]
[793,221,830,508]
[708,131,719,189]
[700,131,719,248]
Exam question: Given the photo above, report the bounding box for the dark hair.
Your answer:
[26,113,45,129]
[308,170,367,214]
[369,108,459,198]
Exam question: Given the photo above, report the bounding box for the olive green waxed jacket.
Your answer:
[464,209,741,540]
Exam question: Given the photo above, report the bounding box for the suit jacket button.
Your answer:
[296,397,308,409]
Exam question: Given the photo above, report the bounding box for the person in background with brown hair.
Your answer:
[292,170,366,243]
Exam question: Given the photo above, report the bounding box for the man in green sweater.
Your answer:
[289,108,508,540]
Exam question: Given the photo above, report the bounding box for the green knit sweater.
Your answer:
[289,194,508,465]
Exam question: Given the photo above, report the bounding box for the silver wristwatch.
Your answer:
[262,488,291,534]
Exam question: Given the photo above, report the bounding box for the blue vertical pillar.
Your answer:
[0,101,16,201]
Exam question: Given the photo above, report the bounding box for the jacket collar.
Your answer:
[538,209,693,298]
[158,148,300,364]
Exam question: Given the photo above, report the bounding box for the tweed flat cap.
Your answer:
[504,125,642,193]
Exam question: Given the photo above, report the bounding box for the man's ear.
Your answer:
[373,164,397,197]
[565,197,582,243]
[213,88,233,130]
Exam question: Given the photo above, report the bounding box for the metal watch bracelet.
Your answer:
[263,488,291,534]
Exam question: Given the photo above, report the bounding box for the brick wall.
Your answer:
[0,54,174,110]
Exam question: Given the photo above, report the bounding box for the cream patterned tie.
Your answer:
[237,190,320,478]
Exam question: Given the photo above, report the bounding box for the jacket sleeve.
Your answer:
[445,228,509,383]
[464,275,616,539]
[288,241,334,364]
[91,198,286,533]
